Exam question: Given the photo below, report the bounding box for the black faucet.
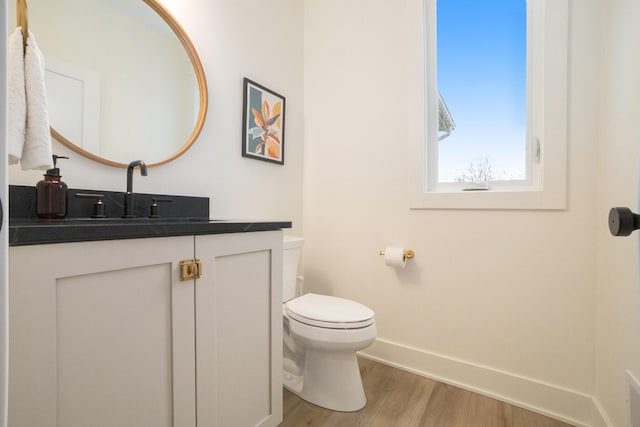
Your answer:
[123,160,148,218]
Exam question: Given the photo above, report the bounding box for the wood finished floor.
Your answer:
[280,357,574,427]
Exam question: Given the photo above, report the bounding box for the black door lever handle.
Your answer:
[609,207,640,236]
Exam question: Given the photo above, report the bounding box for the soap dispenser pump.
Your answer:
[36,155,69,219]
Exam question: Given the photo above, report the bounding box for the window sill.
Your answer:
[409,187,566,210]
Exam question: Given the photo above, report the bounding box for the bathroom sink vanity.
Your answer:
[8,187,290,427]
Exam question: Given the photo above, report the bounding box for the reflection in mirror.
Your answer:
[12,0,207,167]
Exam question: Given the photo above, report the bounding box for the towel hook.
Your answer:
[16,0,29,54]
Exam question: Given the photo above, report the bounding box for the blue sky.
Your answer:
[436,0,527,182]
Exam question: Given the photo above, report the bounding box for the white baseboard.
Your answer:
[359,338,608,427]
[590,398,612,427]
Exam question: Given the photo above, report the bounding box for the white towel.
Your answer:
[8,27,26,165]
[21,31,53,171]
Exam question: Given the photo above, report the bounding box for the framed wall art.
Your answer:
[242,78,286,165]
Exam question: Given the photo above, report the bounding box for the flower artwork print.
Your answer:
[242,78,286,164]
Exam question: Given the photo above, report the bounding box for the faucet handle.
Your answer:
[75,193,106,218]
[150,198,173,218]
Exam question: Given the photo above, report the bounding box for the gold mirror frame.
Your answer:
[49,0,208,168]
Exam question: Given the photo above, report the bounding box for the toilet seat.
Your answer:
[285,293,375,329]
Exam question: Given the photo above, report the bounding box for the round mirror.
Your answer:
[23,0,207,167]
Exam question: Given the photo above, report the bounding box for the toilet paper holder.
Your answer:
[379,249,415,259]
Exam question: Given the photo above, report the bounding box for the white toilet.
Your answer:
[282,236,377,412]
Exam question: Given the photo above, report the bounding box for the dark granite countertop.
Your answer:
[8,185,292,246]
[9,218,292,246]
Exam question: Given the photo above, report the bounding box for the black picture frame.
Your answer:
[242,78,286,165]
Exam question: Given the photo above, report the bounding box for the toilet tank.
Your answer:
[283,236,304,302]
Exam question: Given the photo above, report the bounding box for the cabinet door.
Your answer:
[9,236,196,427]
[195,231,283,427]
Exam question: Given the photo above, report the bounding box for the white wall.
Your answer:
[8,0,304,235]
[595,0,640,425]
[303,0,600,424]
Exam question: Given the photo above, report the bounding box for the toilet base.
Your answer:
[284,349,366,412]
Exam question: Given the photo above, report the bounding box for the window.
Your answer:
[408,0,568,209]
[436,0,527,185]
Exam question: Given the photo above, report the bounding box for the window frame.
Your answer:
[408,0,568,210]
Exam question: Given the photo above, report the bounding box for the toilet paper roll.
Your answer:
[384,247,406,268]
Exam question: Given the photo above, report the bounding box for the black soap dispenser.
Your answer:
[36,155,69,219]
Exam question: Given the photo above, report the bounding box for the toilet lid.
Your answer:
[285,293,375,329]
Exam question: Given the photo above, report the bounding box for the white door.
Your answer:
[44,55,100,153]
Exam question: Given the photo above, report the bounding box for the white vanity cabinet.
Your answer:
[8,231,283,427]
[194,232,283,427]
